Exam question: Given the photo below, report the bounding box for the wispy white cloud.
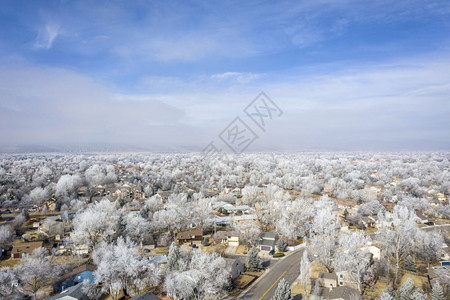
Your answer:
[211,72,261,83]
[34,23,61,50]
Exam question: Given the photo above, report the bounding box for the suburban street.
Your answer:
[420,224,450,232]
[239,249,304,300]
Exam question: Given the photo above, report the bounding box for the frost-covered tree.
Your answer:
[248,247,260,271]
[55,174,81,197]
[0,267,23,300]
[28,187,49,206]
[272,278,292,300]
[124,213,151,247]
[71,199,118,249]
[379,291,394,300]
[167,242,181,272]
[275,198,312,239]
[192,197,214,230]
[85,164,117,186]
[378,205,416,283]
[333,231,372,291]
[234,221,261,247]
[308,235,337,272]
[16,247,63,299]
[165,250,229,300]
[410,289,427,300]
[415,230,443,264]
[241,186,260,205]
[398,278,415,300]
[0,225,13,245]
[12,213,26,229]
[312,207,340,236]
[299,250,311,297]
[93,238,148,298]
[431,281,444,300]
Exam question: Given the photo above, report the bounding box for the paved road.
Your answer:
[239,249,304,300]
[420,224,450,232]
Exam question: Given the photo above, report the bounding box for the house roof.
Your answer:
[319,272,338,280]
[176,228,203,240]
[259,232,278,239]
[12,241,43,254]
[232,214,258,221]
[130,292,161,300]
[149,255,168,265]
[321,286,360,300]
[259,239,276,247]
[49,283,84,300]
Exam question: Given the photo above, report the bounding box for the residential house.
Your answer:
[232,214,259,226]
[149,255,168,266]
[318,272,338,288]
[313,286,360,300]
[49,283,87,300]
[176,228,203,245]
[32,221,40,229]
[439,243,450,261]
[428,266,450,287]
[11,241,43,259]
[222,204,251,214]
[335,271,359,290]
[207,216,232,227]
[361,245,381,261]
[72,244,89,256]
[225,258,245,280]
[130,292,162,300]
[227,232,240,247]
[39,219,64,238]
[360,216,375,228]
[415,211,429,224]
[258,232,278,251]
[214,230,239,246]
[212,231,228,245]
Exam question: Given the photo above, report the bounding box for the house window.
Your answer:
[340,281,343,285]
[340,274,344,278]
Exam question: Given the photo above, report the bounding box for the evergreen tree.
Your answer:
[116,215,126,238]
[272,278,292,300]
[21,209,29,221]
[404,255,417,272]
[276,239,288,252]
[410,289,427,300]
[248,247,260,272]
[398,278,415,300]
[384,286,395,298]
[431,281,445,300]
[379,291,394,300]
[167,242,181,271]
[343,208,349,219]
[139,206,150,219]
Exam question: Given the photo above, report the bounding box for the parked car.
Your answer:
[425,221,435,226]
[269,250,275,256]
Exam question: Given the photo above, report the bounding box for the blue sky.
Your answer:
[0,0,449,151]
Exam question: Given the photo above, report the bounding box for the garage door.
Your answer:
[260,246,271,251]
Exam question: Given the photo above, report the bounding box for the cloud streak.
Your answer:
[34,23,61,50]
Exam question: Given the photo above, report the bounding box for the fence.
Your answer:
[287,243,305,251]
